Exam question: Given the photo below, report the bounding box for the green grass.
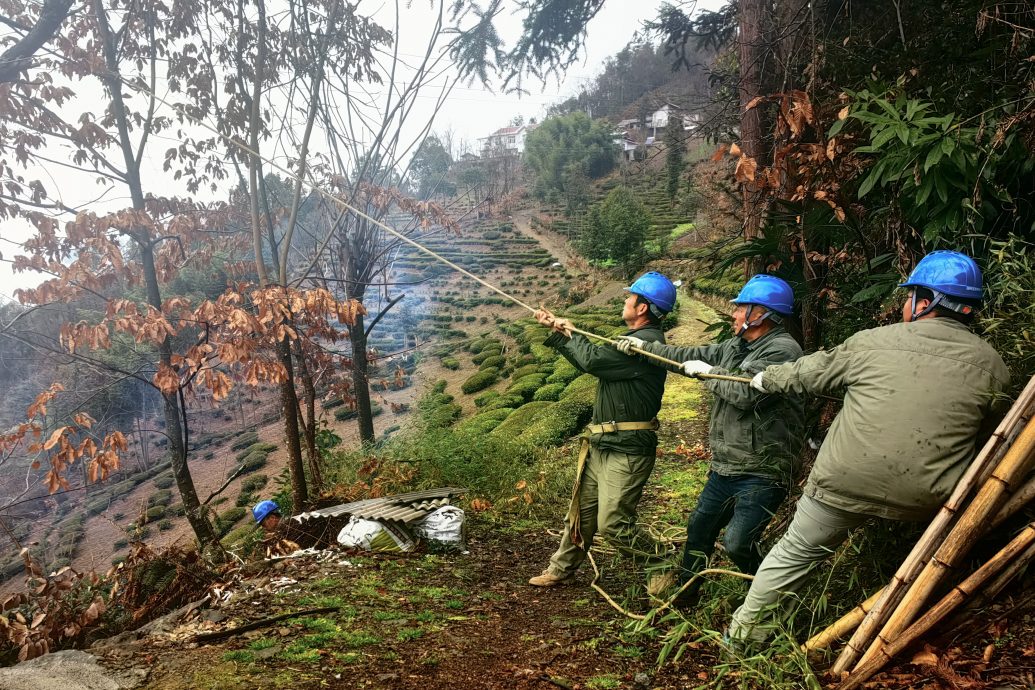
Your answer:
[586,675,621,689]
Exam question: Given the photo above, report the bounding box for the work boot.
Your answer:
[528,569,572,587]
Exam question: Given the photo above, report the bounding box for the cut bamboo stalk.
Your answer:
[831,374,1035,675]
[855,414,1035,672]
[840,522,1035,690]
[803,589,883,653]
[976,537,1035,603]
[990,472,1035,530]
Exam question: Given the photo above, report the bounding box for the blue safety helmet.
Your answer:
[252,500,279,524]
[731,275,795,316]
[624,272,677,314]
[898,250,983,301]
[899,250,983,320]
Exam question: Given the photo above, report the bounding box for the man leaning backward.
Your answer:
[615,275,805,603]
[728,250,1010,646]
[528,272,677,587]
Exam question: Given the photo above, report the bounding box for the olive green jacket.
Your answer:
[545,325,667,455]
[762,318,1010,520]
[638,327,805,484]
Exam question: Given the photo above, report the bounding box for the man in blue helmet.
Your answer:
[528,272,676,587]
[252,500,301,557]
[726,251,1009,646]
[614,274,805,603]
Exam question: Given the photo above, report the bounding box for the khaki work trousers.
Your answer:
[547,443,663,577]
[728,493,869,643]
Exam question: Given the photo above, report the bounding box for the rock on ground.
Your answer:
[0,650,146,690]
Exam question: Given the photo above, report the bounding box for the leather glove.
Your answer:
[614,336,644,355]
[750,371,767,392]
[682,360,713,377]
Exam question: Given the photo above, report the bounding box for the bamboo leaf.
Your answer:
[924,145,944,172]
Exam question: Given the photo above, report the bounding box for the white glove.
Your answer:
[614,336,644,355]
[682,360,713,377]
[750,371,767,392]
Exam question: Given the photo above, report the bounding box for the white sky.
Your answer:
[0,0,722,300]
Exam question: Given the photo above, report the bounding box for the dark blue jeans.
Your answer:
[679,471,787,588]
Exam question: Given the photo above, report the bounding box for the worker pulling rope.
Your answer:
[116,75,751,386]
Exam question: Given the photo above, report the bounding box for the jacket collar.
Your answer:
[742,325,787,352]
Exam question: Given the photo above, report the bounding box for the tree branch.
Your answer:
[0,0,76,83]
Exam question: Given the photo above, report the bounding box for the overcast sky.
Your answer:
[0,0,722,301]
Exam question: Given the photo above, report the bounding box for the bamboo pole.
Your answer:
[840,522,1035,690]
[990,472,1035,530]
[831,374,1035,675]
[803,589,883,653]
[854,414,1035,672]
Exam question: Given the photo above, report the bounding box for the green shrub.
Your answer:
[466,338,491,354]
[419,391,462,429]
[461,369,498,394]
[153,475,174,490]
[546,358,580,385]
[114,539,129,550]
[490,401,553,439]
[168,503,185,517]
[147,489,173,507]
[474,390,500,408]
[235,442,277,462]
[530,342,558,363]
[334,406,358,421]
[236,491,256,508]
[472,347,503,365]
[506,374,547,401]
[477,355,506,371]
[85,496,110,516]
[157,519,174,531]
[323,397,345,409]
[533,383,566,402]
[561,374,597,401]
[520,396,594,447]
[230,431,260,451]
[145,506,166,520]
[215,506,248,536]
[441,356,460,370]
[482,394,524,411]
[455,408,514,435]
[241,475,269,492]
[510,364,541,381]
[240,451,268,472]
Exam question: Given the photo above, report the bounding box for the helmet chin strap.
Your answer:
[736,306,778,338]
[910,290,944,321]
[910,289,975,321]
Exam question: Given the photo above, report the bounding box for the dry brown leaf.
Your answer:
[729,142,742,157]
[838,106,850,120]
[910,646,940,666]
[734,155,758,183]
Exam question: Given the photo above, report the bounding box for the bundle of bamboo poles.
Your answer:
[801,374,1035,688]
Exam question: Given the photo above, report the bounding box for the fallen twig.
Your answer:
[192,606,340,644]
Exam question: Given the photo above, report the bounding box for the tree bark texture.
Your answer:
[737,0,766,276]
[93,0,220,552]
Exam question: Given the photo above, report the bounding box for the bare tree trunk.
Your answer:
[349,314,376,445]
[292,339,322,492]
[738,0,766,276]
[276,335,308,508]
[93,0,220,553]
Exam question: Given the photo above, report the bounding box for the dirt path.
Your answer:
[512,210,579,267]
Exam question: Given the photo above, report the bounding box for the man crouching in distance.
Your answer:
[528,272,676,587]
[252,500,301,558]
[615,274,805,605]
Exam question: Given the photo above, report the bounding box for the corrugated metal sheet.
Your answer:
[291,487,465,526]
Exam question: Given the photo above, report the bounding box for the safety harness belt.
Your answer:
[566,419,660,547]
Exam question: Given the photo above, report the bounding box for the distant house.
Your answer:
[618,135,640,162]
[478,123,538,157]
[459,151,480,162]
[616,117,641,131]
